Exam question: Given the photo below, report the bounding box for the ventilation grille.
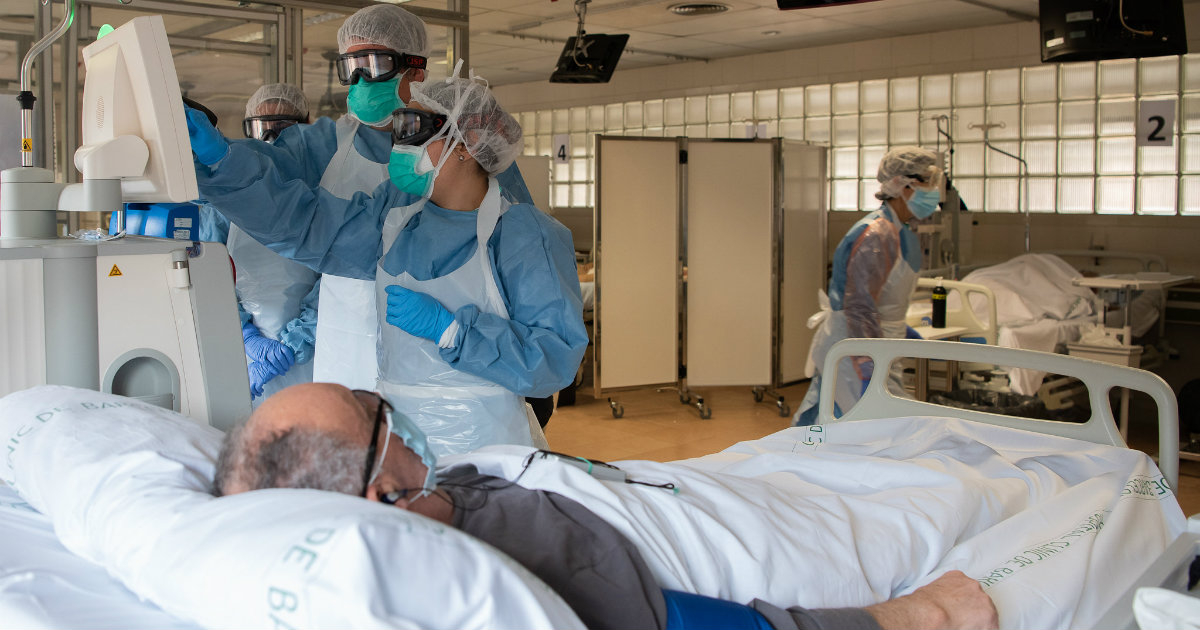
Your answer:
[668,3,729,15]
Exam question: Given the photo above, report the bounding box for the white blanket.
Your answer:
[959,254,1096,394]
[0,386,1186,630]
[457,418,1184,629]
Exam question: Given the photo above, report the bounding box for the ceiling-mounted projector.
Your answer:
[549,33,629,84]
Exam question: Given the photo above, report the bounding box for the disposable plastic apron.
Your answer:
[227,225,319,402]
[375,179,541,456]
[312,116,390,390]
[801,208,918,417]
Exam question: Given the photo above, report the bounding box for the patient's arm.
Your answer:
[752,571,996,630]
[865,571,998,630]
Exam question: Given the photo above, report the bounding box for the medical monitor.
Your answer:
[549,34,629,84]
[1039,0,1187,63]
[78,16,198,203]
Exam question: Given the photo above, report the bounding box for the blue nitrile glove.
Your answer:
[242,321,295,375]
[185,106,230,166]
[905,325,923,340]
[861,378,870,396]
[247,361,280,399]
[385,285,455,343]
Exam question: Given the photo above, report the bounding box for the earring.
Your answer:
[457,154,465,162]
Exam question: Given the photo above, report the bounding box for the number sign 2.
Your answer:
[1137,100,1176,148]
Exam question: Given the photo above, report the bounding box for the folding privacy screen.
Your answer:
[593,136,827,417]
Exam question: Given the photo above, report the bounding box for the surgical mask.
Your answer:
[347,77,403,126]
[388,130,463,199]
[373,403,439,500]
[388,145,435,197]
[907,187,941,219]
[391,411,438,498]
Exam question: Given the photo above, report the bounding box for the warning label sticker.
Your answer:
[108,265,123,277]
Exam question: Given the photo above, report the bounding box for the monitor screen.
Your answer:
[550,34,630,84]
[77,16,198,203]
[1039,0,1187,63]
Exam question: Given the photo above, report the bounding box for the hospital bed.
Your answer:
[902,278,998,398]
[906,278,998,345]
[0,340,1186,630]
[824,338,1193,629]
[947,253,1193,396]
[820,337,1179,491]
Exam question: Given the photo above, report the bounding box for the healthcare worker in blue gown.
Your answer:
[185,71,586,456]
[193,4,535,394]
[197,83,319,404]
[793,146,944,426]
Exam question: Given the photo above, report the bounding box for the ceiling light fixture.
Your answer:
[668,3,729,15]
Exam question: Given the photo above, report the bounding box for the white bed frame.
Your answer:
[907,278,998,344]
[1044,249,1170,274]
[817,338,1180,491]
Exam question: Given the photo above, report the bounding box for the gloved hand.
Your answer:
[247,360,281,399]
[185,106,230,166]
[860,377,871,396]
[385,285,455,343]
[905,325,924,340]
[242,322,295,375]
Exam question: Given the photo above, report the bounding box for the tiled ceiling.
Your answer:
[4,0,1191,128]
[414,0,1041,85]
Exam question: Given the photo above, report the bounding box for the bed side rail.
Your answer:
[818,338,1179,492]
[1042,249,1170,273]
[908,278,997,344]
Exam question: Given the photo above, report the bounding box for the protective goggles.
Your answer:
[906,168,945,191]
[336,50,427,86]
[391,108,448,146]
[242,115,306,142]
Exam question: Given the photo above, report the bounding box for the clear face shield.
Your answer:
[905,167,945,220]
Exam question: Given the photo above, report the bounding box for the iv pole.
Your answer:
[18,0,77,168]
[970,121,1031,253]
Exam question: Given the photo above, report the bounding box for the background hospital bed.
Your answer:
[906,278,998,345]
[938,253,1190,397]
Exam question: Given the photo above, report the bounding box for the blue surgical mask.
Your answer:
[381,404,438,498]
[388,145,435,197]
[347,77,403,127]
[907,187,941,219]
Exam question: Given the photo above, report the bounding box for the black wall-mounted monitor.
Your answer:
[1040,0,1187,63]
[776,0,883,10]
[549,34,630,84]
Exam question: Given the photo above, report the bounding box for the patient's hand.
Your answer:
[865,571,998,630]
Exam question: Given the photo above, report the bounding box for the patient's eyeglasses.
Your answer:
[353,389,393,498]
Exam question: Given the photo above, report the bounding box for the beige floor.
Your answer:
[545,381,1200,517]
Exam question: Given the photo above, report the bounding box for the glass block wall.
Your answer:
[517,54,1200,216]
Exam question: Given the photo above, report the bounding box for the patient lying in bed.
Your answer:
[2,382,1182,630]
[216,384,998,630]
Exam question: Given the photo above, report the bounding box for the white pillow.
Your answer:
[0,385,583,630]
